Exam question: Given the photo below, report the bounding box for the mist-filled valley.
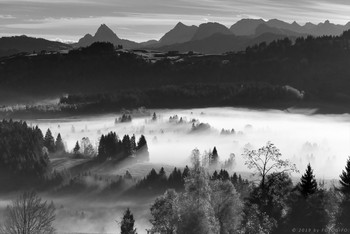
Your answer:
[3,8,350,232]
[28,107,350,179]
[0,107,347,233]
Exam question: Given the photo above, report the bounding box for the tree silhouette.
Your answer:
[0,191,55,234]
[44,129,55,153]
[299,163,317,197]
[243,141,298,189]
[55,133,65,153]
[120,208,137,234]
[284,164,328,233]
[336,156,350,229]
[73,141,80,155]
[210,147,219,168]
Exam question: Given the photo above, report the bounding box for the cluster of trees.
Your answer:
[144,143,350,234]
[135,167,189,193]
[191,122,211,133]
[1,81,307,119]
[71,137,96,158]
[220,128,235,135]
[0,120,50,179]
[115,114,132,124]
[97,132,149,162]
[43,129,65,153]
[148,149,243,234]
[169,115,185,124]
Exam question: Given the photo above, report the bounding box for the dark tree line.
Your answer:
[0,120,50,179]
[136,167,188,193]
[43,129,65,153]
[4,31,350,112]
[97,132,149,162]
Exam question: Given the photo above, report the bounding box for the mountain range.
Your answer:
[2,18,350,56]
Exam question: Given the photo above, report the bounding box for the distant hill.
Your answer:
[0,35,72,57]
[159,22,198,45]
[191,22,232,41]
[76,24,138,49]
[157,32,295,54]
[229,18,350,37]
[230,18,265,35]
[255,24,305,37]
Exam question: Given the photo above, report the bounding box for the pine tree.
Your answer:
[284,164,328,232]
[210,147,219,167]
[44,128,55,153]
[55,133,65,153]
[130,134,137,154]
[136,135,149,162]
[336,156,350,229]
[339,156,350,194]
[120,208,137,234]
[73,141,80,155]
[122,135,131,157]
[152,112,157,121]
[299,163,317,197]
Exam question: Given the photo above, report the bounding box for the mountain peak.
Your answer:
[95,24,116,36]
[175,22,186,27]
[192,22,231,41]
[230,19,265,35]
[159,22,198,45]
[292,21,300,26]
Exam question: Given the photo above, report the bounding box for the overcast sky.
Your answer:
[1,0,350,42]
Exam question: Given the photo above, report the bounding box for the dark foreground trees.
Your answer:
[0,120,50,180]
[336,156,350,229]
[283,164,329,234]
[0,191,55,234]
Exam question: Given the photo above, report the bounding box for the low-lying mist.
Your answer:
[3,106,348,233]
[27,107,350,179]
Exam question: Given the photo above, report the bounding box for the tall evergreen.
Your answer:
[299,163,317,197]
[130,134,137,154]
[120,208,137,234]
[136,135,149,162]
[339,156,350,194]
[44,128,55,153]
[283,164,328,233]
[336,157,350,229]
[210,147,219,167]
[55,133,65,153]
[73,141,80,155]
[122,135,132,156]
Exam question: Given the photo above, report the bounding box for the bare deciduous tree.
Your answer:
[243,141,299,188]
[0,191,55,234]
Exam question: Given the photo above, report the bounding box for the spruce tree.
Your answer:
[284,164,328,232]
[299,163,317,197]
[136,135,149,162]
[55,133,65,153]
[120,208,137,234]
[130,134,137,154]
[44,129,55,153]
[336,157,350,229]
[339,156,350,194]
[210,147,219,167]
[73,141,80,155]
[122,135,131,157]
